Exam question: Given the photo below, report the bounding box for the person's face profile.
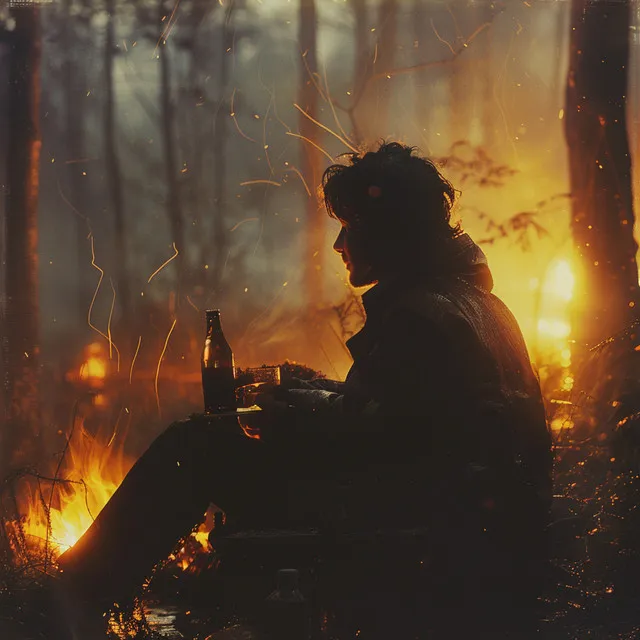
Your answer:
[333,217,375,288]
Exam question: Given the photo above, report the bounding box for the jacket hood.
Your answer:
[362,233,493,316]
[447,233,494,293]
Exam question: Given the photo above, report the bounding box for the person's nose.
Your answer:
[333,227,345,254]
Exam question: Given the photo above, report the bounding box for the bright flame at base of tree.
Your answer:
[529,258,576,432]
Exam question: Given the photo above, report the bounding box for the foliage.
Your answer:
[434,141,518,189]
[434,141,571,253]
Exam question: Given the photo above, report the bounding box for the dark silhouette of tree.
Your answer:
[174,0,211,299]
[63,0,92,319]
[299,0,324,304]
[352,0,397,140]
[349,0,368,144]
[210,0,234,296]
[564,0,638,349]
[371,0,397,136]
[158,0,185,299]
[1,7,42,472]
[105,0,132,332]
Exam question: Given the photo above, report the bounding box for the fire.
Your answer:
[15,341,131,558]
[73,342,110,389]
[529,258,577,432]
[80,354,107,380]
[543,259,575,302]
[535,258,575,351]
[21,422,133,558]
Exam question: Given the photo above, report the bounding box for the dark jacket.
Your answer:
[281,234,552,533]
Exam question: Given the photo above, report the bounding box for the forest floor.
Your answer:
[4,356,640,639]
[4,430,640,640]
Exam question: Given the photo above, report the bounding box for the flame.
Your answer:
[543,259,575,302]
[537,318,571,340]
[76,342,109,389]
[536,258,575,349]
[21,423,133,558]
[79,356,107,382]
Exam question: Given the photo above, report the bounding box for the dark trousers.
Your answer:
[57,415,330,603]
[58,415,547,636]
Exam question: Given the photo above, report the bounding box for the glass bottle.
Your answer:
[201,309,237,413]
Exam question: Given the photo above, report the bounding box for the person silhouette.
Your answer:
[59,142,552,635]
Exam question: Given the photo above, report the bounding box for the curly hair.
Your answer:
[322,141,461,276]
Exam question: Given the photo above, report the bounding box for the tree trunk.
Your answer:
[354,0,397,141]
[374,0,397,136]
[632,10,640,230]
[349,0,368,144]
[105,0,132,333]
[299,0,324,305]
[210,1,233,295]
[158,0,185,298]
[410,0,428,138]
[2,7,42,471]
[352,0,368,89]
[448,1,470,144]
[564,0,638,348]
[64,0,92,321]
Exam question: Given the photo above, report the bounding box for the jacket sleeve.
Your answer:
[283,377,347,393]
[279,309,475,435]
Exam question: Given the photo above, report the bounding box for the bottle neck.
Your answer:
[207,319,223,334]
[206,311,223,334]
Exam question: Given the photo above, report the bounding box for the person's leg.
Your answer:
[57,416,277,603]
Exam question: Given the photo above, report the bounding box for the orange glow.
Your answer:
[21,424,133,558]
[537,318,571,340]
[79,356,107,382]
[543,259,575,303]
[534,259,575,354]
[77,342,109,389]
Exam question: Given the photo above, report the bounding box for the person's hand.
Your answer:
[254,386,289,413]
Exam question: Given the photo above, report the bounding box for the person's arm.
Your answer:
[283,377,347,393]
[265,309,473,436]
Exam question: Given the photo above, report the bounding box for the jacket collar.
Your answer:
[359,233,493,319]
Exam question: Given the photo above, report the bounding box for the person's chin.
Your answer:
[348,270,376,288]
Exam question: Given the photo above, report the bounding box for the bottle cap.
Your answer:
[205,309,221,319]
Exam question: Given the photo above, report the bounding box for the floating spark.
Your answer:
[300,48,327,102]
[239,180,281,188]
[229,217,260,232]
[148,242,179,284]
[154,0,182,57]
[293,103,358,153]
[185,296,200,312]
[155,319,177,417]
[286,132,334,163]
[286,166,311,197]
[87,235,121,370]
[230,88,257,143]
[129,336,142,384]
[107,279,118,369]
[263,99,274,175]
[430,18,456,55]
[321,64,355,148]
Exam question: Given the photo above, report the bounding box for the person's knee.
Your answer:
[163,417,193,439]
[153,417,205,455]
[161,416,251,459]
